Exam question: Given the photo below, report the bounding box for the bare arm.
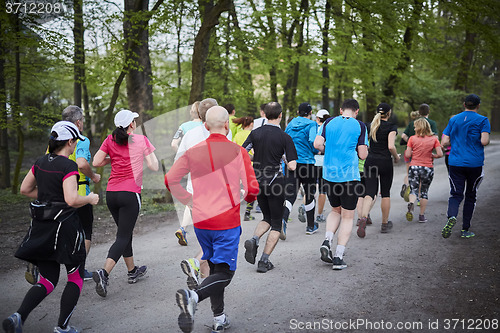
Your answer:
[287,160,297,171]
[441,134,450,148]
[314,136,325,153]
[481,132,490,146]
[145,151,159,171]
[171,138,181,152]
[405,146,413,159]
[92,149,111,167]
[76,157,101,183]
[357,145,368,160]
[388,131,400,163]
[433,146,443,159]
[20,170,38,199]
[63,176,99,207]
[401,133,409,142]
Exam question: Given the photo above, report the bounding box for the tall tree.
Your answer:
[0,4,10,189]
[124,0,154,118]
[321,0,332,110]
[189,0,231,104]
[11,15,23,194]
[73,0,84,107]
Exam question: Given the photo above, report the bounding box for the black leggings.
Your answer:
[364,158,394,198]
[195,261,234,316]
[17,260,83,328]
[106,191,141,262]
[282,164,318,228]
[257,173,285,232]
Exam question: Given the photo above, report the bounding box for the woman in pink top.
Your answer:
[405,118,443,222]
[92,110,159,297]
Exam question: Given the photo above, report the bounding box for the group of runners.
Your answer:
[3,93,490,333]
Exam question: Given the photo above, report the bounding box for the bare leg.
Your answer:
[419,198,428,215]
[254,220,271,238]
[381,197,391,224]
[103,258,117,274]
[317,193,326,215]
[326,207,341,234]
[262,230,280,255]
[337,209,355,246]
[85,240,91,255]
[361,196,374,218]
[195,247,210,278]
[123,257,136,272]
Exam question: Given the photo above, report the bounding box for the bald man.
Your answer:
[166,106,259,333]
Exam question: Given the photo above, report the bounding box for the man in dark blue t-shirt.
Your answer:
[441,94,490,239]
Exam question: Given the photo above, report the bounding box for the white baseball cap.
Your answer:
[316,109,330,118]
[114,110,139,128]
[51,121,85,141]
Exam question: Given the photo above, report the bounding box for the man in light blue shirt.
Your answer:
[314,99,368,270]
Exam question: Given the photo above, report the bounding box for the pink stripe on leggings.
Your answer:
[38,275,55,295]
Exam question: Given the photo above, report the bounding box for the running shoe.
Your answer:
[212,315,230,333]
[54,326,79,333]
[279,219,287,240]
[366,215,373,225]
[306,223,319,235]
[418,215,428,223]
[176,227,188,246]
[244,238,258,264]
[400,184,407,199]
[316,214,326,223]
[441,216,457,238]
[406,203,414,222]
[257,260,274,273]
[320,240,333,263]
[461,230,475,238]
[417,198,421,206]
[380,221,393,233]
[298,204,306,223]
[83,269,93,281]
[255,205,261,213]
[243,213,255,221]
[93,269,108,297]
[25,263,39,285]
[181,258,200,290]
[332,257,347,270]
[128,265,147,284]
[176,289,197,333]
[357,217,367,238]
[2,313,22,333]
[356,218,361,226]
[403,186,411,202]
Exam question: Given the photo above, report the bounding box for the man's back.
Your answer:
[322,116,367,182]
[444,111,490,168]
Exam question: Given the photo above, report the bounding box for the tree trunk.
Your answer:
[454,29,476,92]
[229,1,256,114]
[264,0,278,103]
[12,18,23,194]
[189,0,231,104]
[321,0,332,110]
[0,9,10,189]
[124,0,154,120]
[175,1,184,109]
[490,59,500,132]
[73,0,84,107]
[382,0,423,102]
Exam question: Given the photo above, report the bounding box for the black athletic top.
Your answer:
[32,153,79,203]
[367,120,398,160]
[242,124,298,176]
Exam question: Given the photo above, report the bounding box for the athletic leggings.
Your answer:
[195,261,234,316]
[106,191,141,262]
[17,260,83,329]
[256,173,285,232]
[447,166,484,231]
[282,164,317,228]
[408,166,434,200]
[364,157,394,198]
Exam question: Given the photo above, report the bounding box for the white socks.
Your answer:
[335,245,346,259]
[325,231,334,243]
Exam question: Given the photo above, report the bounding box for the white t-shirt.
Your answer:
[252,117,268,130]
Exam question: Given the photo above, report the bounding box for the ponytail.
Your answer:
[232,116,254,128]
[370,113,381,142]
[48,131,68,153]
[112,127,131,146]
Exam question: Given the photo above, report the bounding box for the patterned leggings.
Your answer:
[408,166,434,200]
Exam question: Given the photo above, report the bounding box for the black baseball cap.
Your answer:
[376,103,391,114]
[298,102,312,116]
[464,94,480,108]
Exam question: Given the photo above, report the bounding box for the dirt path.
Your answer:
[1,143,499,333]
